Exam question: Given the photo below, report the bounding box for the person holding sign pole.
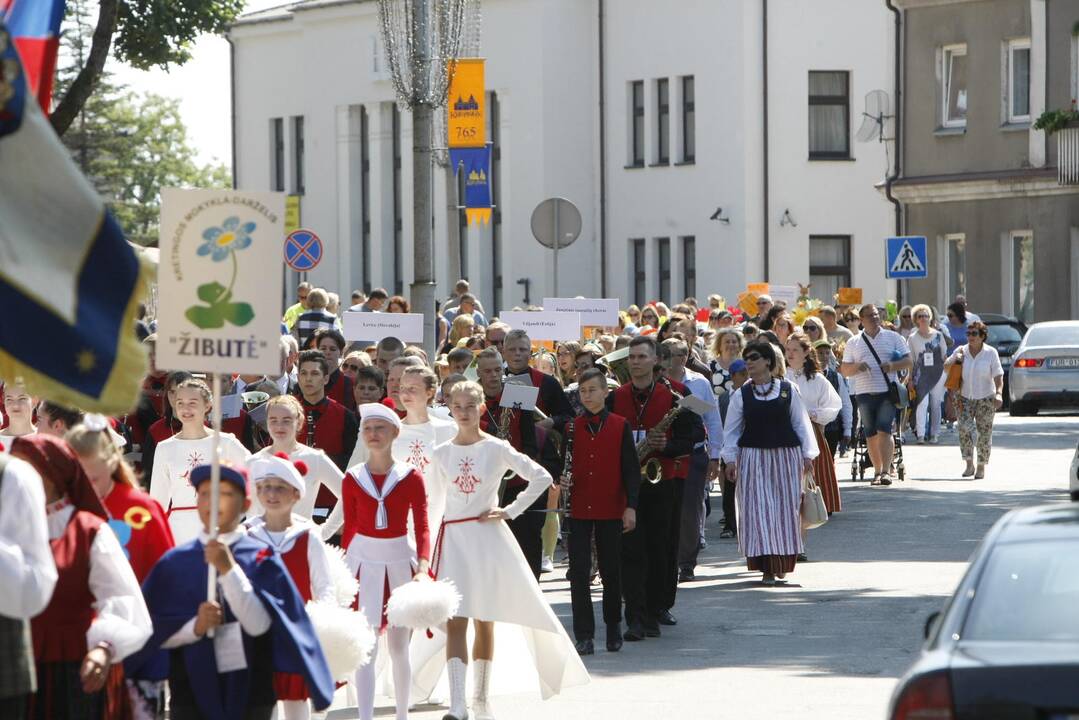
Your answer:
[501,330,573,419]
[150,379,251,544]
[132,463,334,720]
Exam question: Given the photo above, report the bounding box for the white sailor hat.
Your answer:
[359,401,402,431]
[248,452,308,498]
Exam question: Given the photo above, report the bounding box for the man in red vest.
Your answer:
[558,368,639,656]
[476,347,559,578]
[502,329,573,418]
[607,335,699,641]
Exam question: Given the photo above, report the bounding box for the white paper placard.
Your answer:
[768,284,799,306]
[157,189,285,375]
[499,311,582,341]
[499,383,539,412]
[219,394,243,420]
[343,312,424,343]
[542,297,621,327]
[678,394,715,417]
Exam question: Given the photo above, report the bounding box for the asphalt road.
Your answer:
[331,412,1077,720]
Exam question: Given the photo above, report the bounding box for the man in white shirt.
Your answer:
[840,304,912,484]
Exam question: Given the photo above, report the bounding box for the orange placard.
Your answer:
[747,282,769,296]
[738,292,759,316]
[447,58,485,148]
[837,288,863,305]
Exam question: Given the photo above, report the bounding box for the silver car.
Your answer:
[1009,321,1079,416]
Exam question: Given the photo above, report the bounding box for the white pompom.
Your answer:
[386,579,461,630]
[305,600,376,681]
[323,543,360,608]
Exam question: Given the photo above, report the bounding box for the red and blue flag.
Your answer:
[1,0,64,111]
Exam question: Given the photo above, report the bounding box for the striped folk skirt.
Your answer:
[811,424,842,513]
[736,446,804,575]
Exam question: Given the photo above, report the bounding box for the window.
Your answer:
[632,239,646,306]
[808,71,850,159]
[942,44,968,128]
[809,235,851,303]
[657,237,671,303]
[944,233,966,303]
[1012,231,1034,323]
[656,78,669,164]
[360,107,371,290]
[1006,38,1031,123]
[292,116,305,195]
[392,105,403,295]
[489,91,503,312]
[271,118,285,192]
[682,236,696,299]
[681,75,695,163]
[630,80,645,167]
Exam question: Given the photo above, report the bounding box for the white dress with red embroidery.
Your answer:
[417,436,589,700]
[148,433,251,544]
[394,417,456,530]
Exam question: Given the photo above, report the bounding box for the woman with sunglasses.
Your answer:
[897,306,916,339]
[721,341,818,586]
[907,305,947,443]
[943,321,1004,479]
[772,312,795,346]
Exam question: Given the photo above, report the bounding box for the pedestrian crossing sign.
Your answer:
[886,236,928,279]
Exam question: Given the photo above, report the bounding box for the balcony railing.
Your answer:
[1058,125,1079,185]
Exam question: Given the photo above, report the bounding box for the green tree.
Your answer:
[51,0,244,136]
[58,2,230,247]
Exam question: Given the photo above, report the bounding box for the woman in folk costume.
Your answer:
[721,341,819,586]
[396,365,457,529]
[249,395,345,538]
[428,381,588,720]
[67,417,175,719]
[784,332,842,519]
[149,378,250,544]
[342,402,431,720]
[10,434,152,720]
[246,453,338,720]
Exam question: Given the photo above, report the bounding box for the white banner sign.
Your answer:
[500,310,582,341]
[500,383,539,412]
[343,312,424,343]
[543,297,621,326]
[769,284,799,306]
[157,189,285,375]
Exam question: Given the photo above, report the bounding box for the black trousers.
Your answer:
[721,475,738,534]
[621,479,674,625]
[567,517,623,641]
[824,426,843,458]
[678,450,710,572]
[505,484,546,580]
[663,476,685,611]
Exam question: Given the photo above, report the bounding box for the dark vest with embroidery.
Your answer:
[738,381,800,449]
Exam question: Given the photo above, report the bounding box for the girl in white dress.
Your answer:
[249,395,345,538]
[246,453,338,720]
[397,366,457,529]
[149,378,250,544]
[428,381,588,720]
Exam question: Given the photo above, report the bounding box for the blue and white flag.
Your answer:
[0,19,149,414]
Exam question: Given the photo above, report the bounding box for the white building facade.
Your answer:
[230,0,897,314]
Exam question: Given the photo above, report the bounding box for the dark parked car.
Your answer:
[978,314,1026,408]
[888,490,1079,720]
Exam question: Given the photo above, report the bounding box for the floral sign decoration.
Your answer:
[186,216,257,329]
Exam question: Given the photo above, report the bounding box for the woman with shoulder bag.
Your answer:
[907,305,947,443]
[943,321,1004,479]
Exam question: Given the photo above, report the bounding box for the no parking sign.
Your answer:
[284,229,323,271]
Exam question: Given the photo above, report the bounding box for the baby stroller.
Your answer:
[849,407,907,482]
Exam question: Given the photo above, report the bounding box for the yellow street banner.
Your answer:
[447,58,485,148]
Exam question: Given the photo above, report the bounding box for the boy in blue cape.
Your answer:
[131,463,334,720]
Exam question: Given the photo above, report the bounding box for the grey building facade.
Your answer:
[891,0,1079,323]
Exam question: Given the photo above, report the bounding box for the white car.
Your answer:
[1008,321,1079,416]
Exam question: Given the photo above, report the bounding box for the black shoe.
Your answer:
[678,568,695,583]
[575,638,594,656]
[657,610,677,626]
[606,625,623,652]
[797,552,808,562]
[623,623,645,642]
[642,619,661,637]
[719,528,736,539]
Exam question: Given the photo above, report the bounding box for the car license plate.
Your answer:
[1047,357,1079,368]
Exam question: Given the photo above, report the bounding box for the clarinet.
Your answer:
[306,409,316,447]
[560,419,575,519]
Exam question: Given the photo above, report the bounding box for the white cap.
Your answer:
[359,402,402,431]
[249,453,306,498]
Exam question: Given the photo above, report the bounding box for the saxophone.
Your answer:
[635,403,688,484]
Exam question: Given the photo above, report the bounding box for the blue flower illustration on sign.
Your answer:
[186,216,257,329]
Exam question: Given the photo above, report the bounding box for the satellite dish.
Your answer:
[856,89,892,143]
